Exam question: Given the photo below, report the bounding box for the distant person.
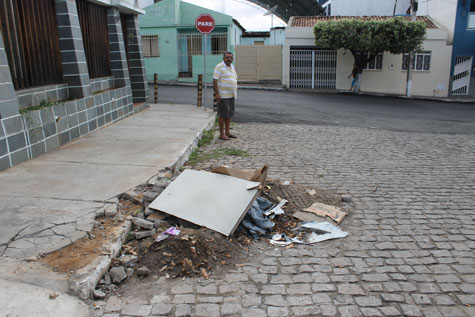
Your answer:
[213,52,238,140]
[348,63,358,92]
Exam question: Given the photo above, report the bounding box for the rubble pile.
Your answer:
[90,167,352,299]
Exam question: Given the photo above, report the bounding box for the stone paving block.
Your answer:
[292,305,322,316]
[379,306,401,316]
[361,307,382,316]
[120,304,152,316]
[105,296,124,312]
[457,294,475,305]
[171,283,193,294]
[287,283,312,294]
[264,295,286,306]
[250,274,268,284]
[337,284,366,295]
[270,274,293,284]
[197,296,223,303]
[355,295,382,307]
[438,306,467,317]
[319,304,337,316]
[196,284,217,295]
[175,304,191,316]
[242,308,267,317]
[279,257,302,266]
[267,306,289,316]
[221,303,242,315]
[434,295,455,305]
[400,304,422,316]
[195,303,220,316]
[172,295,195,304]
[338,305,361,317]
[259,265,278,274]
[261,284,286,295]
[242,294,261,307]
[312,272,331,283]
[150,304,172,315]
[411,293,431,305]
[333,295,354,305]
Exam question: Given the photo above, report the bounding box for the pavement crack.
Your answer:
[1,224,31,256]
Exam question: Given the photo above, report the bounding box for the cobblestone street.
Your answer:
[96,122,475,316]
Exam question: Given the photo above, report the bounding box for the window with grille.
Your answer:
[142,35,159,57]
[402,51,431,71]
[0,0,63,90]
[356,53,383,70]
[76,0,111,79]
[211,33,227,54]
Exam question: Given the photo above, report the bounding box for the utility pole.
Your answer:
[406,0,418,97]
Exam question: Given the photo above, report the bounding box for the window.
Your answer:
[142,35,159,57]
[0,0,63,90]
[469,0,475,29]
[356,53,383,70]
[211,33,227,54]
[402,51,431,71]
[77,0,111,79]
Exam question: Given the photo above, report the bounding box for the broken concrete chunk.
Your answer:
[137,266,150,277]
[93,289,106,299]
[109,266,127,283]
[104,204,117,217]
[131,217,154,230]
[103,273,111,285]
[120,255,138,267]
[132,229,156,240]
[144,207,154,216]
[341,194,352,202]
[143,191,159,203]
[127,268,134,278]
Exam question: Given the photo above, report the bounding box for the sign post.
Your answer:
[195,14,215,110]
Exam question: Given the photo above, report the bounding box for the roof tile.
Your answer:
[290,16,438,29]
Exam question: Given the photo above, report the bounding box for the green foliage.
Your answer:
[198,129,215,147]
[188,147,249,166]
[19,99,54,114]
[314,17,427,55]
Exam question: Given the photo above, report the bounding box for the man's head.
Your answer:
[223,52,233,66]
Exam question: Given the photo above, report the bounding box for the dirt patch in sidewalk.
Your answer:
[40,200,142,274]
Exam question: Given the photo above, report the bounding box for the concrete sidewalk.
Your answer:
[0,103,215,314]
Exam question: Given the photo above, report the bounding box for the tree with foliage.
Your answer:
[314,17,426,93]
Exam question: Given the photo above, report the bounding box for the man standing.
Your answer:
[213,52,238,140]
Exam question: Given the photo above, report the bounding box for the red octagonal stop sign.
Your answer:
[195,14,215,34]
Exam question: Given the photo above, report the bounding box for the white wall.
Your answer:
[331,0,411,16]
[417,0,457,44]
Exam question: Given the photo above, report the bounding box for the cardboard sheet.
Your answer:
[148,169,260,236]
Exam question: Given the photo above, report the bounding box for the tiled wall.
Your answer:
[0,86,147,171]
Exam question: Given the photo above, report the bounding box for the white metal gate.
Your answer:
[290,47,336,89]
[451,56,473,95]
[235,45,282,82]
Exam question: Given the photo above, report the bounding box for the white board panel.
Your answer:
[148,169,259,236]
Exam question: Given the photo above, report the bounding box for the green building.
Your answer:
[139,0,244,83]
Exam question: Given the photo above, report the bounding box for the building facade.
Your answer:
[0,0,149,171]
[283,16,452,97]
[139,0,240,83]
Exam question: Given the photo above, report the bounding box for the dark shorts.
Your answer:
[218,98,235,118]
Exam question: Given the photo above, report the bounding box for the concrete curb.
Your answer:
[150,81,474,103]
[68,220,132,299]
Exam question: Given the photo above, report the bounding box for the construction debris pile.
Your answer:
[94,166,352,298]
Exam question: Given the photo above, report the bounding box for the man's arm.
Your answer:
[213,79,221,103]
